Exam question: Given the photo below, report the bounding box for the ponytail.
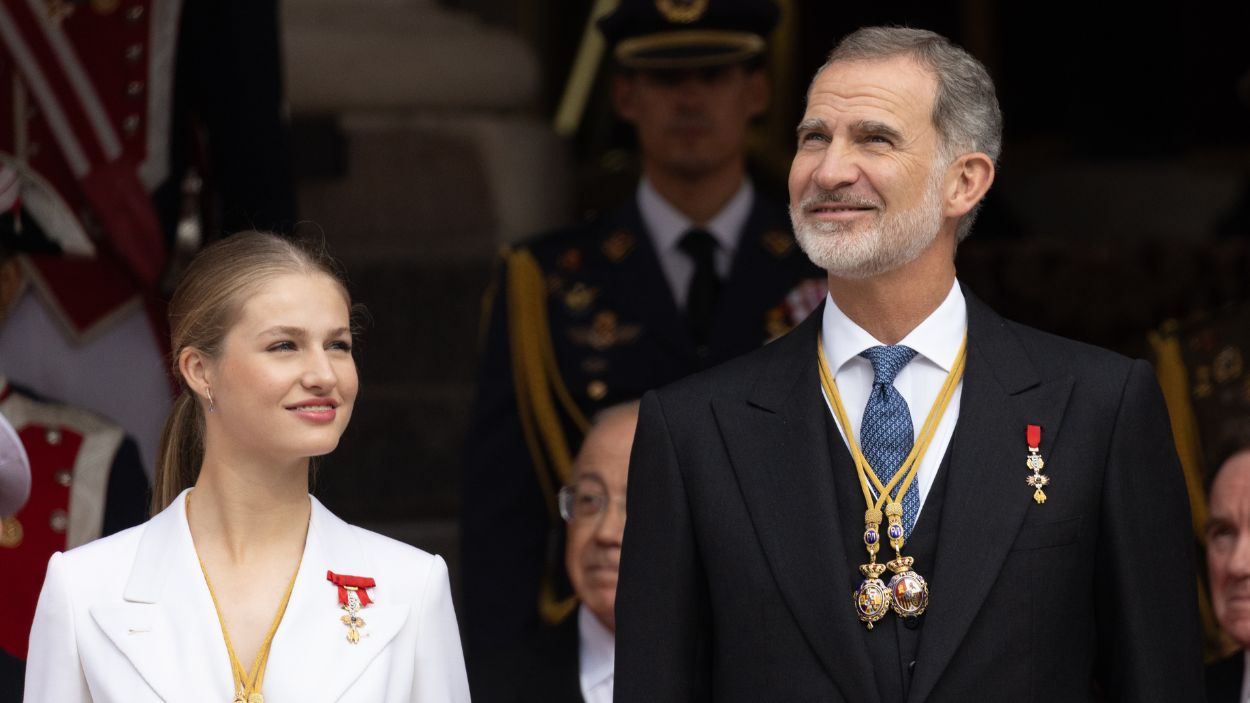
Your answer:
[152,389,205,514]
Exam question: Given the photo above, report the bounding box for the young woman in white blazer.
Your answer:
[24,232,470,702]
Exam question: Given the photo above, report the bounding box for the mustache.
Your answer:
[798,190,882,210]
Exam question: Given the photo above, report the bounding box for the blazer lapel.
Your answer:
[712,307,881,703]
[88,488,234,702]
[906,292,1074,703]
[264,497,410,702]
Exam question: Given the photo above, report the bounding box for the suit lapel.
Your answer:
[906,292,1074,703]
[88,488,234,702]
[264,497,410,702]
[713,308,881,703]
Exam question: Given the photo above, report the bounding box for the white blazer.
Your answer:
[24,488,470,702]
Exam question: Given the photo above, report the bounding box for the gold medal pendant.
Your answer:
[885,556,930,618]
[817,334,966,633]
[854,561,891,629]
[852,514,891,629]
[340,588,366,643]
[883,510,929,619]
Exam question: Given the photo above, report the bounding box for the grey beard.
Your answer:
[790,172,945,280]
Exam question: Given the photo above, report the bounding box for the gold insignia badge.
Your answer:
[1214,346,1244,384]
[765,307,791,341]
[762,230,795,258]
[602,230,636,263]
[591,311,621,349]
[564,283,599,312]
[568,311,642,350]
[1,516,23,548]
[558,248,583,272]
[587,380,608,401]
[655,0,708,24]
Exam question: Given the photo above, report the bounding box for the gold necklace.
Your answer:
[188,494,301,703]
[817,334,966,629]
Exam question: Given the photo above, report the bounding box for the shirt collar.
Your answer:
[637,176,754,255]
[821,279,967,374]
[577,604,615,691]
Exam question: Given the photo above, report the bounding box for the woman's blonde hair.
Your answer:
[152,231,353,512]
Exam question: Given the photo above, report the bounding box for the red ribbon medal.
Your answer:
[327,571,375,643]
[1025,424,1049,504]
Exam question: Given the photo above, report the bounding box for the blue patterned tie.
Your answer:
[858,345,920,536]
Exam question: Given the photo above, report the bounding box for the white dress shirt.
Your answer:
[819,280,967,521]
[577,604,615,703]
[637,176,754,309]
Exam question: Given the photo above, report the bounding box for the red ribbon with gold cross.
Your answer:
[1025,424,1049,504]
[327,571,375,643]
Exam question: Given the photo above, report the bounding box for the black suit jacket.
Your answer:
[462,192,822,656]
[616,289,1204,702]
[1207,653,1242,703]
[471,615,584,703]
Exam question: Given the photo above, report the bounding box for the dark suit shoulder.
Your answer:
[1002,316,1136,371]
[515,203,638,266]
[652,304,820,408]
[470,615,583,703]
[1207,652,1244,702]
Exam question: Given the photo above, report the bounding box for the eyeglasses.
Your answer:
[558,475,626,524]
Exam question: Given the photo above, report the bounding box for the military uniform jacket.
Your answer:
[0,378,147,663]
[461,191,823,654]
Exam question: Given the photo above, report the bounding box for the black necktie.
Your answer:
[678,228,721,348]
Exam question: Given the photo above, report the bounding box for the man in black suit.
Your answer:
[461,0,823,661]
[1206,447,1250,701]
[616,26,1203,701]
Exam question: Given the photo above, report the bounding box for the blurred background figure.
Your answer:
[472,401,636,703]
[0,0,295,483]
[0,5,292,696]
[0,401,30,517]
[0,244,148,697]
[0,406,30,700]
[460,0,824,662]
[1206,446,1250,701]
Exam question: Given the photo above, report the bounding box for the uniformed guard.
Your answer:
[0,376,149,694]
[461,0,826,663]
[0,0,294,482]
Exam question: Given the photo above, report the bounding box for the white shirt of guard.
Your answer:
[637,175,753,309]
[819,280,967,520]
[577,604,615,703]
[24,488,470,702]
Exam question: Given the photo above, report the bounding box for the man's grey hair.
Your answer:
[813,26,1003,241]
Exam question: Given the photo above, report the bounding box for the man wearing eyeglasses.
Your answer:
[472,402,636,703]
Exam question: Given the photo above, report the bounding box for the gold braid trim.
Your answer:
[505,249,587,625]
[507,249,563,519]
[1149,328,1234,661]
